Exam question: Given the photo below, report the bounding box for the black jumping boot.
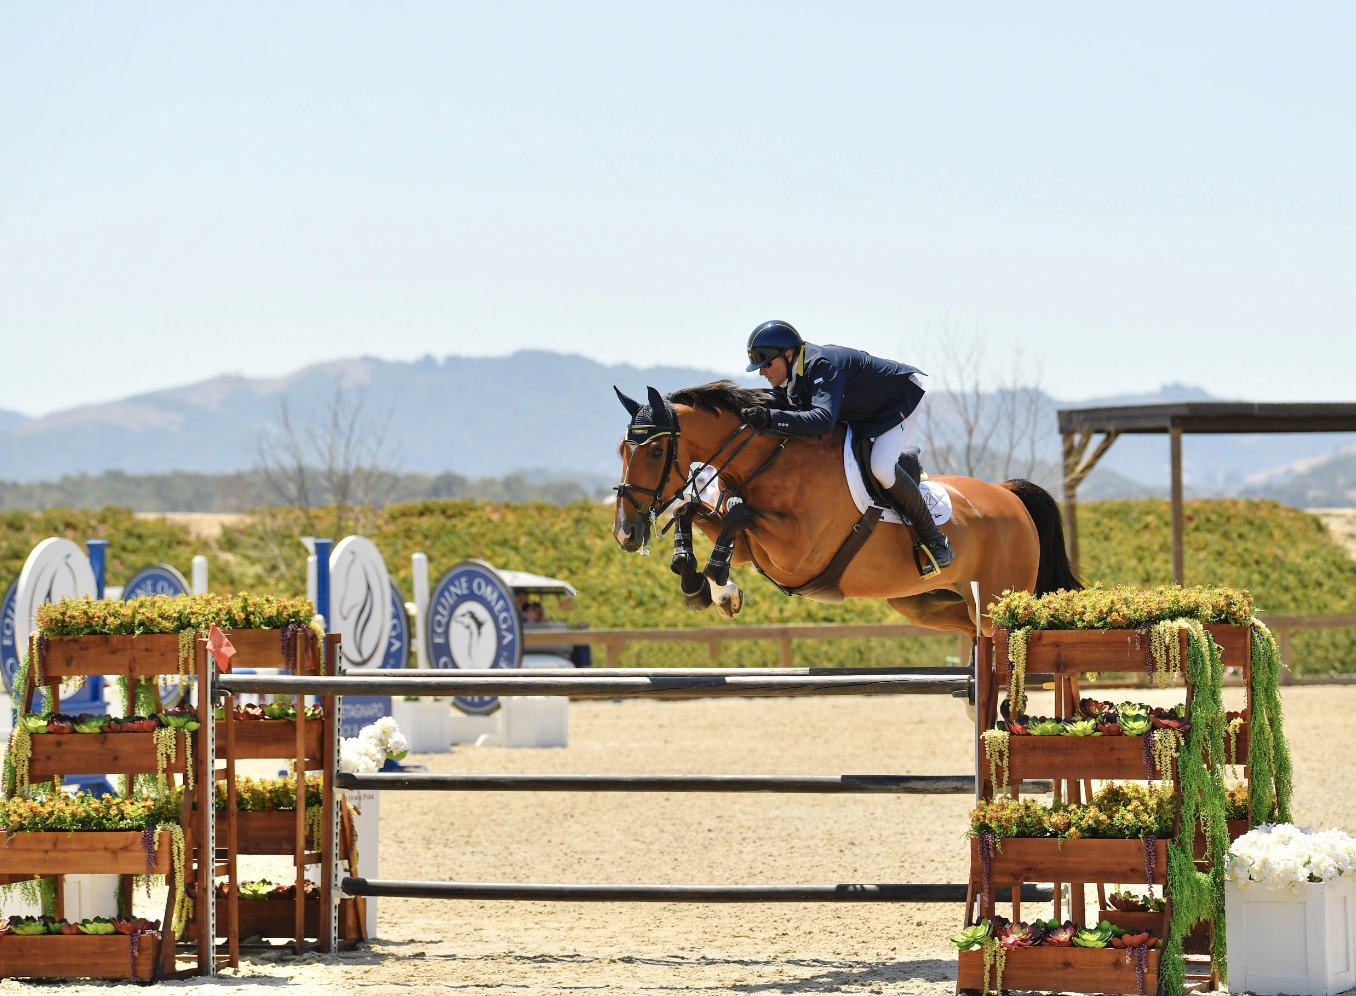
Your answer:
[884,449,954,575]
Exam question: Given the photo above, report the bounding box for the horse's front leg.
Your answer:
[671,509,713,611]
[702,501,758,618]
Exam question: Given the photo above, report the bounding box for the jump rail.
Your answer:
[334,772,1052,794]
[216,670,968,700]
[218,663,991,913]
[341,878,1053,904]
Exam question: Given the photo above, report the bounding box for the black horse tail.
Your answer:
[1002,478,1083,595]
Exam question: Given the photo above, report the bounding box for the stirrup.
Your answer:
[913,540,942,578]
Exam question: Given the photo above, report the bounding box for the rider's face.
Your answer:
[759,352,792,386]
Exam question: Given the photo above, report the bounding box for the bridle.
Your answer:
[614,402,786,538]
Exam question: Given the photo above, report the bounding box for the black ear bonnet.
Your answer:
[615,385,679,445]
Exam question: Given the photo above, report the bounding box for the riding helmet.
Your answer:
[745,320,803,372]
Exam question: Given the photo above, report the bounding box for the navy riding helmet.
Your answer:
[745,320,803,372]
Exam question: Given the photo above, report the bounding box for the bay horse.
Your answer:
[612,382,1079,637]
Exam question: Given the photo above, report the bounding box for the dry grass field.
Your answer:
[16,681,1353,995]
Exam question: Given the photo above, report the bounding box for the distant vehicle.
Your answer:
[495,569,591,669]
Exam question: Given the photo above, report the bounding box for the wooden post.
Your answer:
[605,640,624,667]
[1170,427,1185,586]
[320,633,337,953]
[1062,432,1081,570]
[1277,625,1294,681]
[224,699,239,968]
[295,684,307,955]
[778,639,792,668]
[708,640,721,661]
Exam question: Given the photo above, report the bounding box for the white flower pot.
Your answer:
[391,698,452,753]
[1227,875,1356,995]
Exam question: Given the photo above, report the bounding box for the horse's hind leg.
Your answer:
[886,590,976,635]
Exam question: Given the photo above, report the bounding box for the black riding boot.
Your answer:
[884,449,954,574]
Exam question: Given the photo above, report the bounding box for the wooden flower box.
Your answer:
[0,934,160,981]
[971,838,1168,887]
[0,831,174,876]
[217,721,323,766]
[26,731,189,780]
[993,623,1251,678]
[1006,735,1168,783]
[957,945,1161,995]
[190,897,365,941]
[38,627,316,678]
[223,810,321,856]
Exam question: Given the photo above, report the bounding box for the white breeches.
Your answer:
[869,413,921,489]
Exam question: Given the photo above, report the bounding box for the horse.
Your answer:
[612,381,1079,636]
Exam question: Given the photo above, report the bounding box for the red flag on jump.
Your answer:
[206,623,236,672]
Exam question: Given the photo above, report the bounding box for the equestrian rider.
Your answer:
[739,320,954,573]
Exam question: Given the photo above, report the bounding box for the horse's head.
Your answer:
[612,385,682,553]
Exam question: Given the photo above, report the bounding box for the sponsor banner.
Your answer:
[427,560,522,715]
[122,563,190,600]
[339,695,393,739]
[330,537,394,671]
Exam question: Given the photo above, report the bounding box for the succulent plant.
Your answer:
[1028,716,1066,737]
[78,917,117,935]
[1071,922,1116,948]
[1111,930,1159,949]
[1039,920,1078,945]
[1062,716,1102,737]
[996,921,1046,950]
[17,714,50,734]
[1118,713,1154,737]
[948,921,993,951]
[73,714,112,734]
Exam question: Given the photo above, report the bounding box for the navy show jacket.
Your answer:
[767,343,926,439]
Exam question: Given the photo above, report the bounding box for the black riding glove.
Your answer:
[740,406,771,430]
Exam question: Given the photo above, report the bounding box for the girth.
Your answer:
[745,506,883,605]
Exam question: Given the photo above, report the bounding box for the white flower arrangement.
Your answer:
[1227,823,1356,894]
[338,715,411,774]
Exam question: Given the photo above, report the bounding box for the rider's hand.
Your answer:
[740,406,771,430]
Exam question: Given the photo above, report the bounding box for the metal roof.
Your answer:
[1057,402,1356,435]
[492,568,578,597]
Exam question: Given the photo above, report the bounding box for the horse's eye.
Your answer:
[650,445,665,459]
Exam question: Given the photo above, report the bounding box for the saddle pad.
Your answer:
[842,427,952,526]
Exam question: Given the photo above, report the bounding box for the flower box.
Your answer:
[223,811,321,856]
[38,627,316,679]
[0,831,174,876]
[216,721,323,765]
[993,623,1250,678]
[957,946,1160,995]
[190,896,364,941]
[25,732,189,780]
[0,933,159,980]
[971,838,1168,888]
[1225,876,1356,995]
[1006,735,1169,783]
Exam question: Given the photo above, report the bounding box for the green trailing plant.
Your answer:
[1005,627,1030,715]
[0,792,178,833]
[1159,620,1230,996]
[980,729,1010,794]
[1248,620,1293,825]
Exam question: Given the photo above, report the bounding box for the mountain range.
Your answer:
[1,352,1354,507]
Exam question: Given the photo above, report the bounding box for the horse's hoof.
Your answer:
[710,578,743,618]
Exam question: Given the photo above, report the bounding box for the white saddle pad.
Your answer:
[842,427,952,526]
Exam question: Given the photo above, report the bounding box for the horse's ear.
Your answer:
[614,386,641,417]
[646,387,668,424]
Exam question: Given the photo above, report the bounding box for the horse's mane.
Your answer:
[666,380,771,416]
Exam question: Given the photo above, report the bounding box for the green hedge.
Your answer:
[4,498,1354,672]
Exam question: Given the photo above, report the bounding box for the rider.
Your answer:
[738,320,954,573]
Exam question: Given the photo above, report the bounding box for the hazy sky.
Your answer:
[3,3,1353,417]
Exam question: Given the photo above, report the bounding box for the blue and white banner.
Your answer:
[428,560,522,715]
[123,563,190,600]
